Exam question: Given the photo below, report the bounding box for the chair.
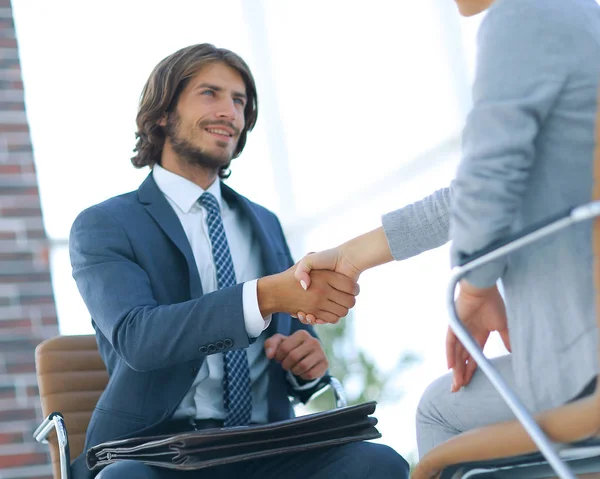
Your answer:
[32,334,347,479]
[33,335,108,479]
[412,98,600,477]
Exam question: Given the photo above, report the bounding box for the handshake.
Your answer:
[257,245,363,326]
[258,228,392,326]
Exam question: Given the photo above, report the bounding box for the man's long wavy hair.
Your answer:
[131,44,258,178]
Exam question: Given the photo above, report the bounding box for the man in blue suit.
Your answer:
[68,43,408,478]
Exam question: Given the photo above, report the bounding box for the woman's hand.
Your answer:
[447,282,511,392]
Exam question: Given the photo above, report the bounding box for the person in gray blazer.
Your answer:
[294,0,600,458]
[69,43,409,478]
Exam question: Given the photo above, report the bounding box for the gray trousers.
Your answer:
[416,354,516,458]
[416,354,597,458]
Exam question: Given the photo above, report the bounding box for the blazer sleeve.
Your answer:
[381,186,451,261]
[450,2,572,287]
[69,205,250,372]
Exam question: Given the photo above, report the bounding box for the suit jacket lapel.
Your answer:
[221,183,282,277]
[221,184,293,337]
[138,176,289,334]
[137,173,203,298]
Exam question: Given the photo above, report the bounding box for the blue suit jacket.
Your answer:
[68,173,325,477]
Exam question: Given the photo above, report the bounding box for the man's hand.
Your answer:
[293,228,393,325]
[257,264,359,325]
[293,248,361,325]
[447,281,511,392]
[264,331,329,380]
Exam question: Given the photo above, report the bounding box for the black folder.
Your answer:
[86,401,381,471]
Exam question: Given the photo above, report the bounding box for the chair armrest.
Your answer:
[445,199,600,479]
[308,376,348,409]
[33,412,72,479]
[457,202,600,267]
[290,375,348,409]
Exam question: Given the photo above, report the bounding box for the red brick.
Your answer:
[0,18,14,29]
[3,80,23,89]
[0,273,52,283]
[6,361,36,374]
[0,29,16,42]
[0,4,58,475]
[0,452,49,468]
[0,191,40,203]
[37,246,50,264]
[41,315,58,326]
[0,251,33,261]
[0,38,17,48]
[0,336,45,353]
[0,100,24,110]
[6,143,32,153]
[0,319,34,330]
[0,408,37,422]
[0,164,23,174]
[0,124,28,132]
[19,296,55,306]
[0,186,38,195]
[0,59,19,70]
[4,351,37,373]
[1,207,43,217]
[0,431,23,444]
[26,230,48,240]
[0,384,15,400]
[26,385,39,397]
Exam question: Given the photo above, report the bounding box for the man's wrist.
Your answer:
[286,371,323,391]
[242,280,271,337]
[257,274,281,317]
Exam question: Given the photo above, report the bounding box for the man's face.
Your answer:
[453,0,495,16]
[164,62,247,170]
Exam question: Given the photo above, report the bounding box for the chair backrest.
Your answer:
[35,334,108,478]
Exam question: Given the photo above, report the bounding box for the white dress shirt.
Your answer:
[153,165,316,424]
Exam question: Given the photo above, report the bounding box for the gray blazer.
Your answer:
[382,0,600,412]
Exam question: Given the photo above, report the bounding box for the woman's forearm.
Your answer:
[340,227,393,274]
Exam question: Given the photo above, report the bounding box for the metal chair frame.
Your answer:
[446,200,600,478]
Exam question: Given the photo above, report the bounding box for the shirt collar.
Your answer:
[152,163,223,213]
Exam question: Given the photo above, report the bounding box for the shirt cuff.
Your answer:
[286,371,323,391]
[242,280,272,338]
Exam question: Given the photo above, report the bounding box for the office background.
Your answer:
[0,1,513,476]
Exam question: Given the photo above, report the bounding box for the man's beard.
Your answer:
[165,112,234,171]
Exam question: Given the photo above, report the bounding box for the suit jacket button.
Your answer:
[207,344,217,353]
[199,346,208,354]
[224,339,233,348]
[215,341,224,350]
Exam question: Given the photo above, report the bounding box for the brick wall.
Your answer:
[0,1,59,478]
